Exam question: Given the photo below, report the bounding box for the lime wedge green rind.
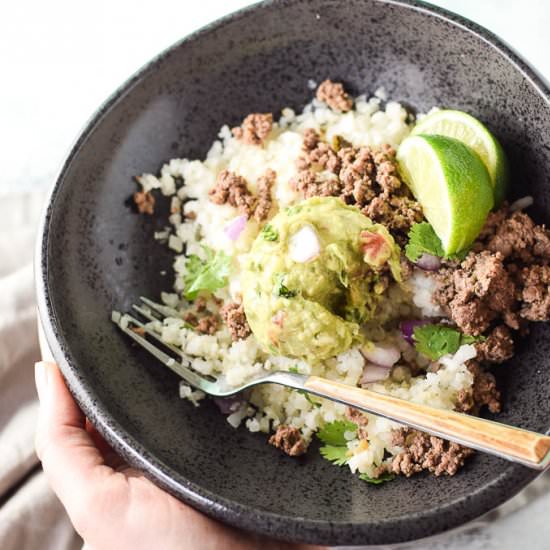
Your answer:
[411,109,509,206]
[396,134,494,255]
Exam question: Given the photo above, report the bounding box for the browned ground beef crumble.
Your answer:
[232,113,273,146]
[268,425,307,456]
[290,129,423,245]
[208,168,276,223]
[208,169,257,217]
[182,302,220,335]
[316,79,353,112]
[133,190,155,215]
[388,428,474,477]
[253,168,276,222]
[433,206,550,365]
[220,301,252,341]
[345,407,369,440]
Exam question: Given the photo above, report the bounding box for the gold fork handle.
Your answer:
[305,376,550,468]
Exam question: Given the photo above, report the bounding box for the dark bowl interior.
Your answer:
[37,0,550,545]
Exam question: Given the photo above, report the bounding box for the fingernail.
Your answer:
[35,362,50,401]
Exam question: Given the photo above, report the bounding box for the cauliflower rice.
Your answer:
[135,85,476,479]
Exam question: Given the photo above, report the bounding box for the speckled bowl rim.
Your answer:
[35,0,550,545]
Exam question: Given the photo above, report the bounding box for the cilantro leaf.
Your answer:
[288,365,299,374]
[274,273,297,298]
[183,246,231,300]
[320,445,349,466]
[297,389,322,408]
[317,420,357,446]
[413,324,483,360]
[359,472,395,484]
[261,224,279,241]
[405,222,444,262]
[405,222,470,263]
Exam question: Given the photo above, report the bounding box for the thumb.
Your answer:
[34,362,115,529]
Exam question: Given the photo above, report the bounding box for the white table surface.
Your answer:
[2,1,549,548]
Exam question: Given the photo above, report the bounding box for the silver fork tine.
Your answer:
[112,312,208,389]
[139,296,176,319]
[127,309,191,366]
[132,304,159,324]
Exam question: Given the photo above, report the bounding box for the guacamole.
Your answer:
[241,197,401,361]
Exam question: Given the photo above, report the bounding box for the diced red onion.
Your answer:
[224,215,247,241]
[360,363,391,385]
[415,253,441,271]
[213,395,245,415]
[289,224,321,263]
[362,344,401,368]
[400,319,430,344]
[509,196,534,212]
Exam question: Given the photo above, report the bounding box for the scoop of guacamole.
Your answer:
[241,197,401,361]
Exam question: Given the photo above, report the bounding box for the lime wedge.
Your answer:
[396,134,494,254]
[411,109,508,205]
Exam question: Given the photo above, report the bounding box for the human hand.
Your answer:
[34,361,325,550]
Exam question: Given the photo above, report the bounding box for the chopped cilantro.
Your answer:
[405,222,444,262]
[183,246,231,300]
[285,205,302,216]
[405,222,469,262]
[297,389,322,408]
[359,472,395,484]
[288,366,300,374]
[261,224,279,241]
[317,420,357,446]
[320,445,349,466]
[413,324,483,360]
[274,273,297,298]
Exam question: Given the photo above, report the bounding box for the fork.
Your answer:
[112,297,550,470]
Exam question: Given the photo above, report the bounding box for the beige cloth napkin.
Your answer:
[0,191,81,550]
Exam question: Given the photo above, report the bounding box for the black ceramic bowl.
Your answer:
[37,0,550,546]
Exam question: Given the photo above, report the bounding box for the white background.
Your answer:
[1,0,549,195]
[1,1,549,549]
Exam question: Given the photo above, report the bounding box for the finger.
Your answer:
[85,422,129,471]
[34,362,117,525]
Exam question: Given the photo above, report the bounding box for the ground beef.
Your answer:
[475,325,514,364]
[133,190,155,215]
[208,170,256,217]
[520,264,550,321]
[231,113,273,146]
[363,195,423,242]
[467,361,501,414]
[183,311,198,325]
[345,407,369,440]
[196,314,219,335]
[390,428,473,477]
[433,208,550,347]
[195,296,207,312]
[433,251,518,335]
[486,211,550,263]
[454,388,475,413]
[268,425,307,456]
[291,132,421,243]
[399,256,414,281]
[316,79,353,112]
[254,169,276,222]
[296,134,341,174]
[220,301,251,341]
[289,169,341,199]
